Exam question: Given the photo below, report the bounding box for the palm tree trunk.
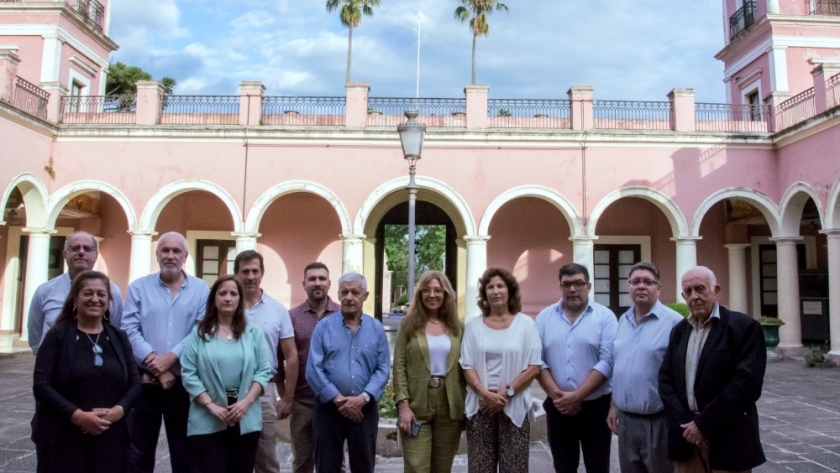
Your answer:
[471,33,477,84]
[346,26,353,84]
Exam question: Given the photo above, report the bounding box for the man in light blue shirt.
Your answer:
[27,231,123,354]
[121,232,209,473]
[607,262,683,473]
[537,263,617,473]
[306,272,390,473]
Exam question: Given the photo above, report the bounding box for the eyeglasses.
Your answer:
[629,279,659,287]
[560,280,588,290]
[421,288,444,296]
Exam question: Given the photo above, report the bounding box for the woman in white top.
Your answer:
[460,267,542,473]
[393,270,465,473]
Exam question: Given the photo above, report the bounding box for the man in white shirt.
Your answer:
[234,250,298,473]
[27,231,123,354]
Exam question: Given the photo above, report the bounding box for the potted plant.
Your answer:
[757,316,784,351]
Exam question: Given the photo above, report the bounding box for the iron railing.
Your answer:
[695,103,771,132]
[730,0,756,40]
[75,0,105,33]
[593,100,672,130]
[813,0,840,15]
[487,99,571,129]
[366,97,467,127]
[775,88,816,130]
[12,77,49,120]
[60,95,136,124]
[160,95,240,125]
[827,73,840,109]
[262,96,346,126]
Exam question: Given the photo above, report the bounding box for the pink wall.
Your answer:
[0,117,54,189]
[97,193,131,293]
[776,124,840,213]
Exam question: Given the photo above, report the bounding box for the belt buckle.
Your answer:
[429,377,443,388]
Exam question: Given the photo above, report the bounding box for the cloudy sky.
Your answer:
[108,0,728,103]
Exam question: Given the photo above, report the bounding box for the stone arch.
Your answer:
[354,176,476,237]
[828,178,840,230]
[778,182,825,237]
[1,173,49,228]
[46,180,137,231]
[691,188,781,237]
[245,181,351,236]
[478,185,583,236]
[138,180,243,233]
[587,186,689,237]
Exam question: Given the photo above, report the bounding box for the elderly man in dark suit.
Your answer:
[659,266,766,473]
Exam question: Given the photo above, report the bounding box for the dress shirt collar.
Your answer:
[556,297,595,325]
[157,270,189,289]
[303,297,340,317]
[626,300,666,327]
[687,302,720,329]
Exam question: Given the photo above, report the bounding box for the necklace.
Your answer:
[83,330,103,367]
[428,319,441,324]
[219,326,233,341]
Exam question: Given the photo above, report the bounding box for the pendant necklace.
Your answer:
[84,330,103,367]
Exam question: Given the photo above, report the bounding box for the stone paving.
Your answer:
[1,352,839,472]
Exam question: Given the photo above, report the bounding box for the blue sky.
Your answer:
[109,0,728,103]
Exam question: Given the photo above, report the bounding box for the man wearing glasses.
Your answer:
[659,266,766,473]
[536,263,617,473]
[607,262,683,473]
[27,231,123,354]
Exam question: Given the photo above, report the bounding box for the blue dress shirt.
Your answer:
[27,273,123,355]
[613,300,684,414]
[305,312,390,404]
[536,298,617,401]
[121,271,209,374]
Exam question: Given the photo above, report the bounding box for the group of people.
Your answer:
[27,230,768,473]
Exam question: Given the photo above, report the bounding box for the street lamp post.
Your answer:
[397,110,426,303]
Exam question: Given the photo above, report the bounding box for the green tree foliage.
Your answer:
[383,224,446,298]
[106,62,176,96]
[326,0,381,84]
[454,0,509,84]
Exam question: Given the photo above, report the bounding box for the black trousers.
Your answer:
[313,399,378,473]
[187,424,261,473]
[544,393,612,473]
[128,379,190,473]
[36,419,129,473]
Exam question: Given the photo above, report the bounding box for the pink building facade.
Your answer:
[1,0,840,360]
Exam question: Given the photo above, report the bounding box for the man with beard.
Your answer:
[536,263,617,473]
[122,232,209,473]
[28,231,123,354]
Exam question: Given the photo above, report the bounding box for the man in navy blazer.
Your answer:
[659,266,766,472]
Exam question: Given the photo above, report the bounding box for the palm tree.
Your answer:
[454,0,509,84]
[326,0,381,84]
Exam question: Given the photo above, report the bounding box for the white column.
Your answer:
[464,236,489,320]
[672,237,700,302]
[570,236,597,278]
[129,231,155,284]
[21,230,53,342]
[769,46,789,92]
[233,232,260,253]
[725,243,751,314]
[341,234,365,275]
[825,231,840,357]
[774,237,802,353]
[40,33,62,83]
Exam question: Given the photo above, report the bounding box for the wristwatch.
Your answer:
[505,385,515,398]
[362,392,371,403]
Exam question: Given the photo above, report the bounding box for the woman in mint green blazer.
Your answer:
[180,275,272,473]
[393,270,466,473]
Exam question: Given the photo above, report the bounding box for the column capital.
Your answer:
[670,236,702,243]
[340,233,366,241]
[463,235,490,244]
[769,236,803,245]
[569,235,598,243]
[723,243,751,250]
[23,227,56,235]
[129,230,157,238]
[820,229,840,238]
[231,232,262,239]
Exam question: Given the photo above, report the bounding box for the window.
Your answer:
[758,244,805,318]
[746,89,761,121]
[195,240,237,286]
[593,244,641,316]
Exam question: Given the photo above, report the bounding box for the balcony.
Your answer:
[75,0,105,33]
[813,0,840,15]
[729,0,756,40]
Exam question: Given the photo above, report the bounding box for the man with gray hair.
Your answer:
[28,231,123,354]
[607,262,683,473]
[122,231,209,473]
[306,272,390,473]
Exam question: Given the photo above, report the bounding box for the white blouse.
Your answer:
[426,333,451,376]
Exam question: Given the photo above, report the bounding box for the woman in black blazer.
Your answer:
[31,271,140,473]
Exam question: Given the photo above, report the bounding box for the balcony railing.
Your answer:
[813,0,840,15]
[730,0,756,40]
[775,88,816,130]
[262,96,346,126]
[593,100,672,130]
[827,74,840,109]
[487,99,571,129]
[60,95,136,124]
[160,95,240,125]
[12,77,49,120]
[366,97,468,127]
[695,103,770,132]
[75,0,105,33]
